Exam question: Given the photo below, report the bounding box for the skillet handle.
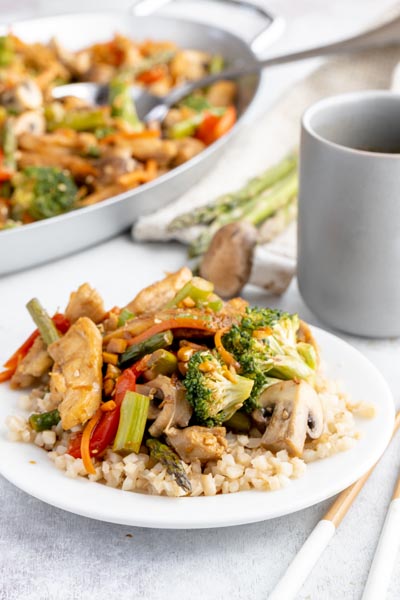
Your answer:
[130,0,285,56]
[130,0,172,15]
[212,0,285,56]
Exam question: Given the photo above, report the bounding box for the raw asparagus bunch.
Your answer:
[167,154,299,258]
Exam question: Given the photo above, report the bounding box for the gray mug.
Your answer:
[298,91,400,338]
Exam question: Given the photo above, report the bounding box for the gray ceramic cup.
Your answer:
[298,91,400,337]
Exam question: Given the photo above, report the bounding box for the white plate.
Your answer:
[0,326,394,529]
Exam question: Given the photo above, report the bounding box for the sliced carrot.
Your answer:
[126,317,215,348]
[146,159,157,176]
[81,408,103,475]
[0,369,14,383]
[4,330,39,370]
[214,328,240,370]
[214,106,237,140]
[118,159,158,188]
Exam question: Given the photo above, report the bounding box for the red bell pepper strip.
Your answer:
[68,364,143,458]
[195,106,237,145]
[195,112,220,146]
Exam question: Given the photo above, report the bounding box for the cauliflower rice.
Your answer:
[6,372,374,498]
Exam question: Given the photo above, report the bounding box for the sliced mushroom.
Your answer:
[259,380,324,457]
[135,383,164,419]
[13,111,45,137]
[147,375,192,437]
[1,79,43,112]
[95,154,136,186]
[199,221,257,298]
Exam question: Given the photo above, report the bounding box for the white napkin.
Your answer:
[133,46,400,294]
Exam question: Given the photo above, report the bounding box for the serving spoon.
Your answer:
[53,9,400,123]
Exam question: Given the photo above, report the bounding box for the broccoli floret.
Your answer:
[183,350,254,427]
[11,166,78,221]
[223,307,317,412]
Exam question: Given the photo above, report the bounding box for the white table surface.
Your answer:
[1,1,400,599]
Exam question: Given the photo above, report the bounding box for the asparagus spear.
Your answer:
[29,409,60,432]
[146,438,192,493]
[26,298,60,346]
[257,196,297,244]
[118,330,174,368]
[189,170,298,258]
[242,170,298,225]
[168,154,297,230]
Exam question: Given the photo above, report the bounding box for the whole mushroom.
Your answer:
[199,221,257,297]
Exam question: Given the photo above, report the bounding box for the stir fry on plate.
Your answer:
[0,34,237,229]
[3,269,373,497]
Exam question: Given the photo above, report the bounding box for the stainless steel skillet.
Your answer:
[0,0,283,276]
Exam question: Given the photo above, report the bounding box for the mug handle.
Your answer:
[130,0,285,58]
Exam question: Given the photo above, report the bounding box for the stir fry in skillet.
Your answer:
[0,34,237,229]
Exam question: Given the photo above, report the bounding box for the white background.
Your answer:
[0,1,399,599]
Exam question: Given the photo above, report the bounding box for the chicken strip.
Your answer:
[10,336,52,389]
[167,426,227,464]
[48,317,102,430]
[125,267,192,315]
[65,283,106,324]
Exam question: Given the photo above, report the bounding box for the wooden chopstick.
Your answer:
[268,411,400,600]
